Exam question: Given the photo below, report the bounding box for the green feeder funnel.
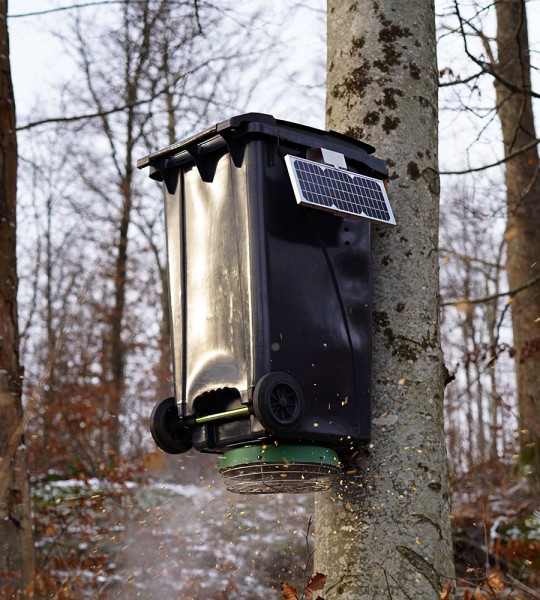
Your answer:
[219,444,340,494]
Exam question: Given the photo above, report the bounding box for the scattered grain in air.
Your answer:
[195,530,201,535]
[280,473,288,478]
[417,449,423,454]
[341,396,349,406]
[239,511,245,516]
[398,378,406,385]
[416,539,422,545]
[313,422,319,427]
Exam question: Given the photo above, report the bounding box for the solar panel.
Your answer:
[285,155,396,225]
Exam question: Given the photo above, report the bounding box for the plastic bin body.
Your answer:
[140,114,387,453]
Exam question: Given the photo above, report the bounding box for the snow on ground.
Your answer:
[34,458,318,599]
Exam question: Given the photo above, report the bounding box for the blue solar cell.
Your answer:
[284,155,396,225]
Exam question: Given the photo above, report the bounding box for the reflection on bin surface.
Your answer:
[138,113,391,492]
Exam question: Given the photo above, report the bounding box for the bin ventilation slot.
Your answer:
[219,444,340,494]
[285,155,396,225]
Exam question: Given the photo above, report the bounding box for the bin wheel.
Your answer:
[253,372,302,433]
[150,397,193,454]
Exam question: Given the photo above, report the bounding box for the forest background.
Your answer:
[2,0,539,597]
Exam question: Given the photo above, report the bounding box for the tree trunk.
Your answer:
[315,1,454,597]
[494,0,540,485]
[0,0,35,592]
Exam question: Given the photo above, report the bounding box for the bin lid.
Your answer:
[137,112,387,181]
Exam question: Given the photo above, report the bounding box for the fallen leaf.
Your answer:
[504,227,518,241]
[438,582,452,600]
[454,300,473,314]
[281,582,298,600]
[486,571,505,592]
[473,586,488,599]
[304,572,327,597]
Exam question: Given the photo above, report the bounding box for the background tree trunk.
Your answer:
[0,0,35,592]
[315,1,454,597]
[494,0,540,485]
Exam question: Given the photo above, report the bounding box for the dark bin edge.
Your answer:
[137,112,379,172]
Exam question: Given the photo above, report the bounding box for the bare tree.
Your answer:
[440,0,540,485]
[439,185,516,474]
[493,0,540,486]
[0,0,35,592]
[315,1,454,597]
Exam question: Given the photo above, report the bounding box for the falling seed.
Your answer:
[398,378,406,385]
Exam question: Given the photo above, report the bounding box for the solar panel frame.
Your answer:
[285,154,396,225]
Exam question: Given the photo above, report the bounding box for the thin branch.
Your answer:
[17,98,154,132]
[8,1,122,19]
[442,273,540,307]
[439,70,486,88]
[440,248,502,270]
[439,137,540,175]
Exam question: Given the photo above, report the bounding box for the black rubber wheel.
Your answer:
[253,372,303,433]
[150,397,193,454]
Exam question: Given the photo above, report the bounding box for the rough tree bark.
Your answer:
[315,1,455,597]
[0,0,35,592]
[494,0,540,485]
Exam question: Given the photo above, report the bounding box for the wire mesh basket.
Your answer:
[219,444,340,494]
